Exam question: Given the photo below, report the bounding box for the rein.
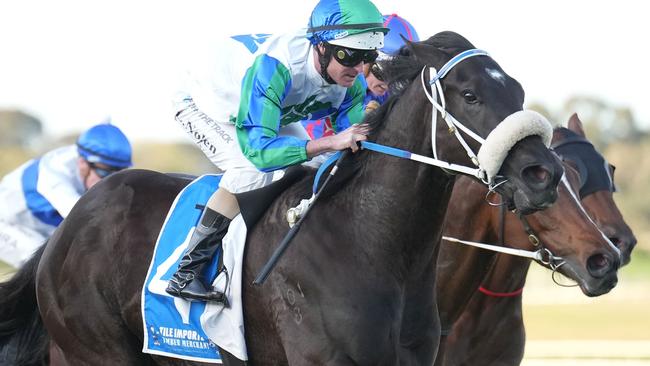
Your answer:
[441,236,561,266]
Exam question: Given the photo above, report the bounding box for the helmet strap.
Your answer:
[316,43,336,85]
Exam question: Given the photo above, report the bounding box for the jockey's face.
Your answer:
[364,63,388,97]
[77,158,122,190]
[315,44,366,88]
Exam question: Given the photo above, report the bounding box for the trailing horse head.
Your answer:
[552,113,636,265]
[376,31,563,214]
[507,161,620,296]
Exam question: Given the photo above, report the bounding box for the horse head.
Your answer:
[552,113,636,265]
[503,160,620,296]
[376,31,563,214]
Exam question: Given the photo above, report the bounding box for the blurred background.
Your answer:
[1,0,648,364]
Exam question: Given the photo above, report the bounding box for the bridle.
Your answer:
[499,199,574,288]
[359,48,552,189]
[443,171,619,288]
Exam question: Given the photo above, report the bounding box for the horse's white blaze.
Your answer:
[486,68,506,86]
[561,174,621,257]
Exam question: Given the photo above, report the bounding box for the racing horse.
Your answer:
[434,114,632,366]
[7,32,564,365]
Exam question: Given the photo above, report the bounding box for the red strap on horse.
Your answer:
[478,286,523,297]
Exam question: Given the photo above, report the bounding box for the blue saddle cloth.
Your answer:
[141,174,223,363]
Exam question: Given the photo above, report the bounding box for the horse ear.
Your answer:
[567,113,586,137]
[551,128,564,145]
[399,39,417,57]
[403,39,444,64]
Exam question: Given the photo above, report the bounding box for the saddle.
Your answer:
[235,165,308,229]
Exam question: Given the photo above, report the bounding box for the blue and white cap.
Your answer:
[77,123,132,168]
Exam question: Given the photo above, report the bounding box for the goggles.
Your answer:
[89,162,123,178]
[370,62,385,81]
[329,44,378,67]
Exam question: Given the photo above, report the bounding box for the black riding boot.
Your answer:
[166,207,231,302]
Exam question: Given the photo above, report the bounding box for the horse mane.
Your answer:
[0,243,49,365]
[364,31,476,133]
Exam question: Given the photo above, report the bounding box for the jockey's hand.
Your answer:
[331,123,369,152]
[306,123,369,158]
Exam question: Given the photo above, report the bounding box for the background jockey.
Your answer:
[167,0,389,302]
[303,13,420,138]
[0,123,132,268]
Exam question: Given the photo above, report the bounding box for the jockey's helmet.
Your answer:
[380,14,420,56]
[307,0,388,50]
[77,123,133,169]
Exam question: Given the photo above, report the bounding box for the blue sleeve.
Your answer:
[236,55,309,172]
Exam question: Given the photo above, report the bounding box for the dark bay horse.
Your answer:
[4,32,563,365]
[435,114,633,366]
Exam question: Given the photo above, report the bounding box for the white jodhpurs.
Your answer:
[175,99,314,193]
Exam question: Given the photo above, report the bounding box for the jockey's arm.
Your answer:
[236,55,369,171]
[306,76,368,157]
[37,163,81,218]
[236,55,308,172]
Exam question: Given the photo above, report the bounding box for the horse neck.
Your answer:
[481,253,530,296]
[466,192,535,299]
[440,176,501,275]
[340,91,455,273]
[437,176,501,324]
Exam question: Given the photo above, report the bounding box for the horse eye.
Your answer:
[462,90,478,104]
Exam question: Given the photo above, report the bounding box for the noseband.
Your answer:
[507,208,565,271]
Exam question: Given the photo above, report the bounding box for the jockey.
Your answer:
[303,13,420,138]
[0,123,132,268]
[167,0,388,302]
[364,13,420,112]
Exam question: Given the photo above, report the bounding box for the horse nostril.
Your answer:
[609,235,637,253]
[587,253,617,278]
[609,237,622,249]
[522,164,551,186]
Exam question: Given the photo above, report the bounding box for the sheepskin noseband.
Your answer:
[477,110,552,183]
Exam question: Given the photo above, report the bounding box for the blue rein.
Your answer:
[312,139,487,195]
[312,143,412,194]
